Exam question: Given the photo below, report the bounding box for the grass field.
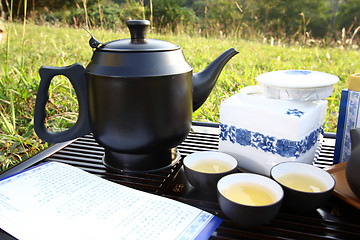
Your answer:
[1,22,360,172]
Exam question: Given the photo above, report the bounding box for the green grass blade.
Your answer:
[0,109,15,135]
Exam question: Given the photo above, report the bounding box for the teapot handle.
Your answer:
[34,63,91,143]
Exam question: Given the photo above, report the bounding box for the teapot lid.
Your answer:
[97,20,180,52]
[256,70,339,88]
[256,70,339,100]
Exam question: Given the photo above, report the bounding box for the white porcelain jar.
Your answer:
[219,70,339,176]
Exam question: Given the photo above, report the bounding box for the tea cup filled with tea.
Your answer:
[270,162,335,213]
[217,173,284,226]
[183,151,238,192]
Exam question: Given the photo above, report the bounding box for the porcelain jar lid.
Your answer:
[256,70,340,100]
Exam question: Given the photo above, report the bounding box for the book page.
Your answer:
[0,162,221,240]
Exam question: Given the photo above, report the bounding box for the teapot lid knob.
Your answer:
[97,19,179,51]
[126,20,150,44]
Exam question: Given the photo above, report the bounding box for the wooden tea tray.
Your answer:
[327,161,360,210]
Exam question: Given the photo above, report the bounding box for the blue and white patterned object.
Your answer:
[334,90,360,163]
[219,86,328,175]
[284,70,312,75]
[219,123,323,159]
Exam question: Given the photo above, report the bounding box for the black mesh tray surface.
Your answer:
[1,124,360,239]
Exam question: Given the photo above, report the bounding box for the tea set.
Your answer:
[183,68,339,225]
[183,151,335,226]
[34,19,353,226]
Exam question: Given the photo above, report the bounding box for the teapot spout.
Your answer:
[192,48,238,111]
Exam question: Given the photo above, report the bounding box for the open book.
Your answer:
[0,162,222,240]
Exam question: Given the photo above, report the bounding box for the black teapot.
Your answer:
[34,20,238,172]
[346,128,360,199]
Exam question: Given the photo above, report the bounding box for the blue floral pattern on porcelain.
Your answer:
[286,109,304,118]
[285,70,311,75]
[219,123,323,158]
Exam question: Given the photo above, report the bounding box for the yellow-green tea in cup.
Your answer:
[221,182,276,206]
[276,173,327,192]
[190,159,233,173]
